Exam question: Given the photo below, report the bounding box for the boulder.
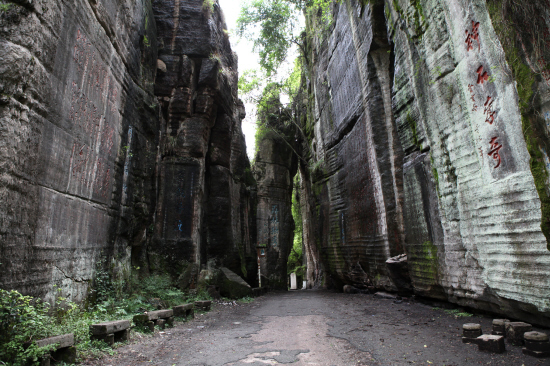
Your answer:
[219,267,252,299]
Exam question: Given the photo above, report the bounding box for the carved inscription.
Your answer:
[465,19,505,170]
[465,20,480,51]
[488,137,503,169]
[68,29,120,199]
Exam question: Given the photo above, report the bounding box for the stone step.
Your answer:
[173,304,194,318]
[34,333,74,349]
[133,309,174,323]
[506,322,533,346]
[90,320,130,335]
[477,334,505,354]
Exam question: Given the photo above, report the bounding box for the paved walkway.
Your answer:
[90,290,548,366]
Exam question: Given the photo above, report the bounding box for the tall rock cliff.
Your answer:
[0,0,255,302]
[300,0,550,325]
[0,0,159,303]
[151,0,256,281]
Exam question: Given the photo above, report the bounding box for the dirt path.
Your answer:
[85,290,550,366]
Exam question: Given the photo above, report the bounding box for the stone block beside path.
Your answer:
[90,320,130,345]
[506,322,532,346]
[522,331,550,358]
[477,335,505,354]
[173,303,194,319]
[29,333,76,366]
[133,309,174,331]
[491,319,509,336]
[462,323,482,343]
[195,300,212,311]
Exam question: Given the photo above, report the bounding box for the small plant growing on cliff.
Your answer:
[0,3,12,12]
[202,0,215,14]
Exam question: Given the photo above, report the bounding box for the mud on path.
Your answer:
[84,290,549,366]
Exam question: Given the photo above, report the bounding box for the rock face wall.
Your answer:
[151,0,256,282]
[0,0,158,303]
[0,0,254,301]
[301,0,550,325]
[253,103,298,289]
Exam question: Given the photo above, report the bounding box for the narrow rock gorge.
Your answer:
[1,0,550,329]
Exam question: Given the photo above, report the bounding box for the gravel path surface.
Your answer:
[84,290,550,366]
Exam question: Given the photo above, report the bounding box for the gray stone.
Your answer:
[492,319,509,335]
[463,323,483,341]
[156,319,166,330]
[506,322,533,346]
[90,320,130,335]
[219,267,252,299]
[524,331,550,353]
[477,335,505,354]
[34,333,74,349]
[385,254,413,296]
[173,304,194,319]
[195,300,212,311]
[157,59,167,73]
[525,331,549,342]
[374,292,398,300]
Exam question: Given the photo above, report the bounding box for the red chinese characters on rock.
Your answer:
[483,96,496,125]
[476,65,489,85]
[465,21,481,52]
[488,137,503,169]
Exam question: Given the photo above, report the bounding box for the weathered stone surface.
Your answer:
[462,323,483,341]
[522,348,550,358]
[299,0,550,327]
[90,320,130,335]
[219,267,252,299]
[492,319,509,335]
[34,334,74,349]
[506,322,533,346]
[254,98,298,289]
[134,309,172,325]
[151,0,255,283]
[173,303,194,318]
[524,331,550,353]
[0,0,159,303]
[477,335,505,354]
[525,332,549,342]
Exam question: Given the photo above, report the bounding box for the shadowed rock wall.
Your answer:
[0,0,159,302]
[0,0,255,302]
[302,0,550,325]
[151,0,256,282]
[253,102,298,289]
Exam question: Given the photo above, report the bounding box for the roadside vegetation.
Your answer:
[0,271,213,365]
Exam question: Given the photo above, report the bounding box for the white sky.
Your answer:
[218,0,259,159]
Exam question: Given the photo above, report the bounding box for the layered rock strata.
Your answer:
[0,0,158,302]
[300,0,550,326]
[0,0,255,301]
[151,0,256,281]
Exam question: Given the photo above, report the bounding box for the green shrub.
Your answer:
[0,290,56,365]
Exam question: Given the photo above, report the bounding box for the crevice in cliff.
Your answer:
[52,264,91,284]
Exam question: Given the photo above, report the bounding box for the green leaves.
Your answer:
[237,0,302,76]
